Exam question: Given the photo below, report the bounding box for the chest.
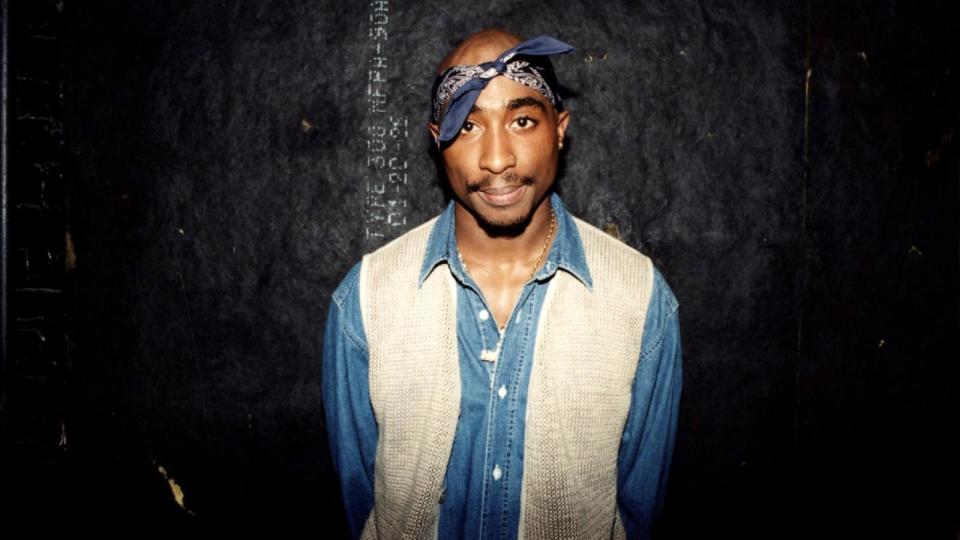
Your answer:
[469,271,529,330]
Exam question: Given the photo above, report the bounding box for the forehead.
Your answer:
[444,44,508,68]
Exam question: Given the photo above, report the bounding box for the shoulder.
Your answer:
[359,216,444,304]
[650,266,680,315]
[572,216,652,268]
[328,261,368,354]
[640,266,681,361]
[570,216,654,302]
[363,216,439,266]
[331,261,363,310]
[569,215,679,339]
[355,215,449,332]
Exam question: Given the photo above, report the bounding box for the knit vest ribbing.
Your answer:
[359,215,653,539]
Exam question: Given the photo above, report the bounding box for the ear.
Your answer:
[556,110,571,147]
[428,122,441,147]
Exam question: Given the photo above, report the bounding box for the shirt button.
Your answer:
[498,385,507,399]
[479,309,490,321]
[492,465,502,481]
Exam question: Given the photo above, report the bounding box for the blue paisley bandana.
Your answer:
[431,35,575,144]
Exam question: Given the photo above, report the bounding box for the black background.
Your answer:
[6,0,957,537]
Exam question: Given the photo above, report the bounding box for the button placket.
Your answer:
[484,284,537,529]
[466,289,500,368]
[476,278,547,536]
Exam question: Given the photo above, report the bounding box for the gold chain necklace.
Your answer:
[457,208,556,284]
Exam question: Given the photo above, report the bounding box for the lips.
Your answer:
[477,184,527,207]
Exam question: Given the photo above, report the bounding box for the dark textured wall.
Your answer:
[798,2,958,537]
[11,0,951,536]
[0,0,71,525]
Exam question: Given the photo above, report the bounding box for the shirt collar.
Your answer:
[417,192,593,290]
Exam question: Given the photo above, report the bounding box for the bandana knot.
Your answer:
[479,62,504,79]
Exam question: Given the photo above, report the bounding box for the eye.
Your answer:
[461,120,476,133]
[513,116,537,130]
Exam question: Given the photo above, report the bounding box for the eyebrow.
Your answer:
[507,97,546,111]
[470,96,547,114]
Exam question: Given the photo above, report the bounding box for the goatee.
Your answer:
[463,173,541,237]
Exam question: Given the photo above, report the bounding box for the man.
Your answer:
[323,28,681,539]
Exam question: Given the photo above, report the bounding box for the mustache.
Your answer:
[466,173,536,193]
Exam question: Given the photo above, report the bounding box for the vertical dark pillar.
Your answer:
[0,0,7,463]
[800,0,959,537]
[0,0,7,440]
[1,0,70,527]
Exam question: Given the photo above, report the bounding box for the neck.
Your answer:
[454,198,555,271]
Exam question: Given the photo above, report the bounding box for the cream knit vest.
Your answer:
[359,215,653,539]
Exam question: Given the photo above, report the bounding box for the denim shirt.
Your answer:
[323,194,682,540]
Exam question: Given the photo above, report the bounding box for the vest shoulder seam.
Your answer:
[571,216,651,263]
[366,216,439,259]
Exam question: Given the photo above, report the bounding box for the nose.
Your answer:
[478,125,516,174]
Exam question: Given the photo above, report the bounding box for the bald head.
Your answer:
[437,28,523,73]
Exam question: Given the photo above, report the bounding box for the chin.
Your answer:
[471,201,538,237]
